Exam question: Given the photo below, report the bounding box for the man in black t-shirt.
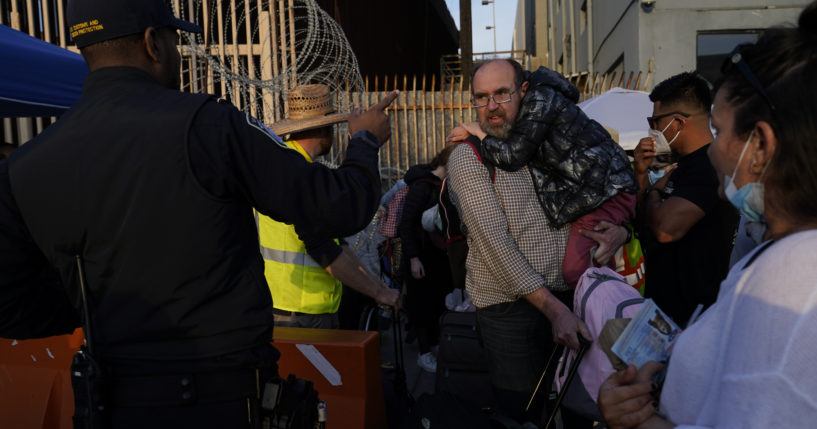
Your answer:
[633,72,739,324]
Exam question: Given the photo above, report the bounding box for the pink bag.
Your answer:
[555,266,644,420]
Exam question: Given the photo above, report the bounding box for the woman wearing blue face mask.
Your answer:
[720,130,765,223]
[597,2,817,428]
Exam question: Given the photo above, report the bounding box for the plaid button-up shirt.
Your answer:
[447,143,570,308]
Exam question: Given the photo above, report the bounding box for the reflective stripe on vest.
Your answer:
[256,140,341,314]
[260,246,322,268]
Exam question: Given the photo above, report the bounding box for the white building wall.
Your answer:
[513,2,525,53]
[514,0,549,69]
[593,1,640,75]
[554,0,565,71]
[639,1,805,86]
[513,0,808,89]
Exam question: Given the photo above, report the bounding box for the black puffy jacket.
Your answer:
[481,66,637,227]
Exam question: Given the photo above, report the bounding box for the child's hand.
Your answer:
[446,125,472,143]
[460,122,486,140]
[580,221,629,264]
[410,257,425,279]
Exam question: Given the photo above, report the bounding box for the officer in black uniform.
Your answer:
[0,0,397,427]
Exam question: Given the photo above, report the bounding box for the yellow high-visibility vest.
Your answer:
[256,141,341,314]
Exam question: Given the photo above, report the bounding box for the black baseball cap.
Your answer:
[67,0,202,49]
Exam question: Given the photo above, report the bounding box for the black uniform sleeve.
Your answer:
[299,233,343,268]
[0,161,80,339]
[399,180,434,259]
[187,100,382,240]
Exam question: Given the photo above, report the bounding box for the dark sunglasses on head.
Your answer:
[647,111,690,129]
[721,44,776,111]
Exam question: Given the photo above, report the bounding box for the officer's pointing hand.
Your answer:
[348,90,400,145]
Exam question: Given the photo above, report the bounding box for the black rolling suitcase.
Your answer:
[434,311,496,409]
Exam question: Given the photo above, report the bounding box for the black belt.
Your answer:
[272,308,307,317]
[109,368,259,407]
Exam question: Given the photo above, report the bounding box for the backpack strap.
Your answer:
[438,176,464,242]
[578,273,633,321]
[616,298,645,319]
[578,276,609,321]
[463,139,495,183]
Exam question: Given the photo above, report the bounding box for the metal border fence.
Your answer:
[2,0,650,182]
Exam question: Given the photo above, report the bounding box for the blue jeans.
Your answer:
[476,291,572,425]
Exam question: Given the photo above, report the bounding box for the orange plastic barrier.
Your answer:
[0,329,82,429]
[0,327,384,429]
[272,327,386,429]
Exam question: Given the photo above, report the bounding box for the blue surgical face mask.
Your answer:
[723,131,767,223]
[648,169,665,185]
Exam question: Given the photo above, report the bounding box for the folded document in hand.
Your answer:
[610,299,680,368]
[598,318,630,371]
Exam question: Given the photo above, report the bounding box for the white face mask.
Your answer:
[723,131,767,223]
[648,118,681,155]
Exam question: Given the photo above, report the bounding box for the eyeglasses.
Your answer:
[472,89,518,108]
[721,44,776,111]
[647,111,690,129]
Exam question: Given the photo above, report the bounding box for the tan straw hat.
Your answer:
[269,84,350,135]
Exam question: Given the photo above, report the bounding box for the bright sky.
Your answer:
[444,0,518,54]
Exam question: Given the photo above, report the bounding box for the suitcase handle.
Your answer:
[525,344,561,413]
[543,337,591,429]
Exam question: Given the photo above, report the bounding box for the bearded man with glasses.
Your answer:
[444,59,634,427]
[633,72,739,325]
[470,87,518,137]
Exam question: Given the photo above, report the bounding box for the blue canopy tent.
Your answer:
[0,24,88,118]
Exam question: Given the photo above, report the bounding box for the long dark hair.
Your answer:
[717,1,817,223]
